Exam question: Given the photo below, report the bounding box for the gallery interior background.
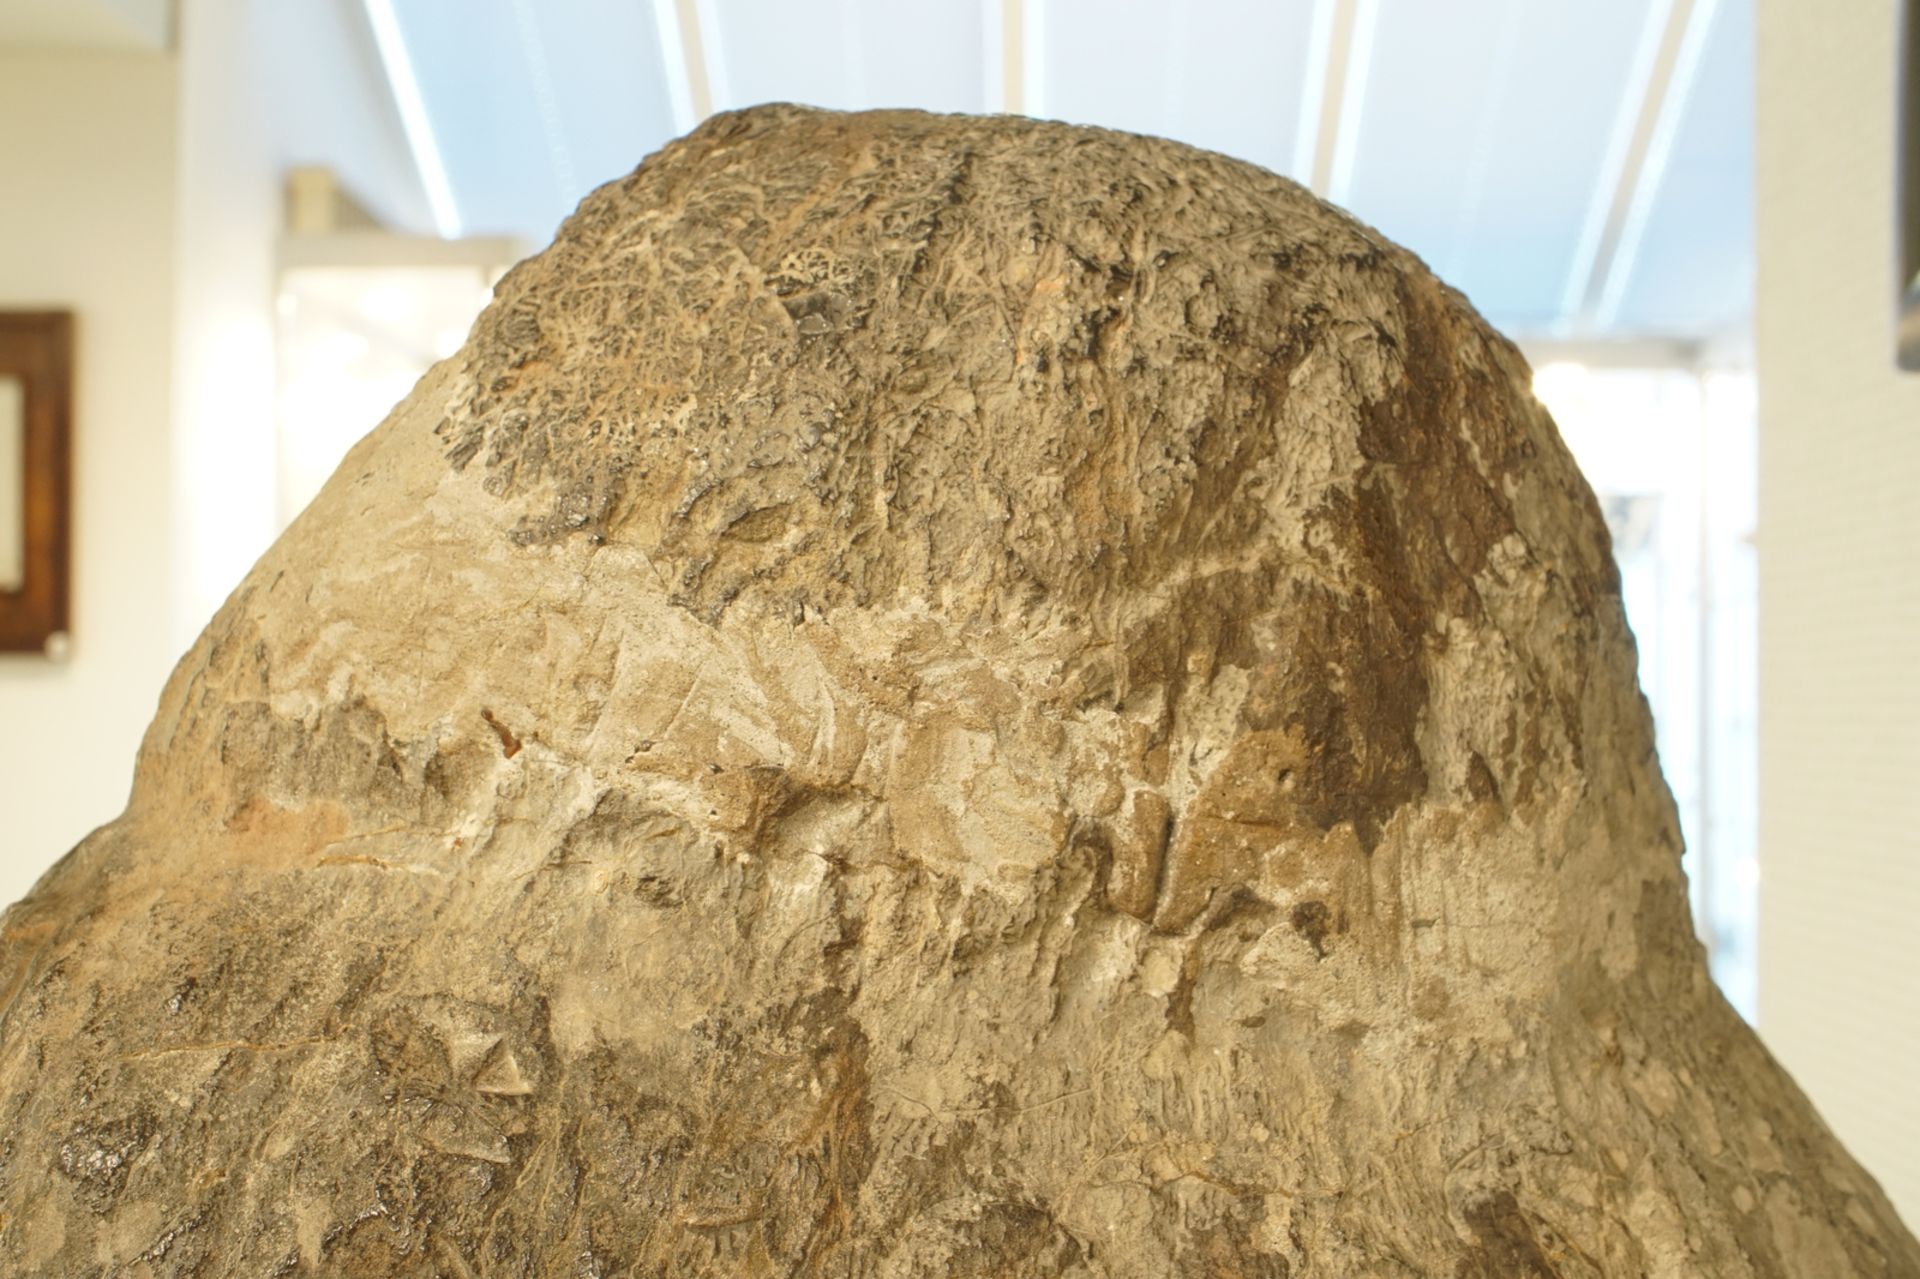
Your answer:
[0,0,1914,1222]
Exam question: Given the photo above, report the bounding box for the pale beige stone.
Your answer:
[2,105,1915,1276]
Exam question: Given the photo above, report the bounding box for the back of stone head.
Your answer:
[442,104,1626,916]
[454,106,1610,623]
[2,105,1914,1277]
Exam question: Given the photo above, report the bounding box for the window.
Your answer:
[1532,360,1759,1019]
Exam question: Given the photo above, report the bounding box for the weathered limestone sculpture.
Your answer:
[2,106,1915,1276]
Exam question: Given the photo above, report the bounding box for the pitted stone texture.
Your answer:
[2,106,1914,1277]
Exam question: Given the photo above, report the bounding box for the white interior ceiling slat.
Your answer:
[708,0,983,115]
[1606,0,1753,339]
[1341,0,1661,335]
[512,0,678,199]
[386,1,579,243]
[1035,0,1314,180]
[387,0,676,244]
[365,0,1755,342]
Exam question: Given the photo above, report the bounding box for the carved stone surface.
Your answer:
[3,106,1916,1276]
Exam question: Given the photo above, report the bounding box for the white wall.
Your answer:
[0,51,179,904]
[0,1,434,905]
[1756,0,1920,1224]
[171,0,433,653]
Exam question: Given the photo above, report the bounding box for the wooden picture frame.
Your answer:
[0,311,72,654]
[1902,0,1919,369]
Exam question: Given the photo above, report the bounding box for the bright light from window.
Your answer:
[1532,360,1759,1020]
[276,262,500,526]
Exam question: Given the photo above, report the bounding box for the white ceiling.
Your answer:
[377,0,1753,344]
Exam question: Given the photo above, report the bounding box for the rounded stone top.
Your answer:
[432,104,1622,891]
[444,105,1609,618]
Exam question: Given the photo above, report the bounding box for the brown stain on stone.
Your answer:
[1290,900,1334,960]
[940,1201,1090,1277]
[221,796,352,873]
[1196,1199,1292,1277]
[1466,751,1502,807]
[1105,789,1170,922]
[1156,730,1323,931]
[1455,1191,1565,1278]
[701,763,798,842]
[480,708,522,759]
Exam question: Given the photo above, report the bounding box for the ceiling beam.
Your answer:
[360,0,462,239]
[989,0,1028,115]
[1297,0,1377,202]
[1593,0,1721,328]
[654,0,715,134]
[1562,0,1719,331]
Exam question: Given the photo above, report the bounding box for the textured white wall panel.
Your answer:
[1755,0,1920,1225]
